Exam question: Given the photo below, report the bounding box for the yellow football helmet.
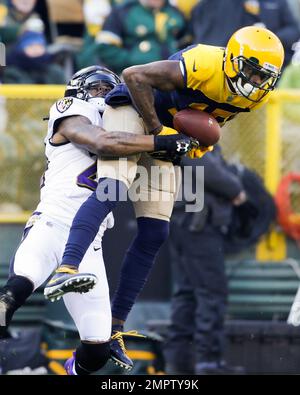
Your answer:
[224,26,285,102]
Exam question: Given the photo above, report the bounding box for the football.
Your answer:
[173,109,221,146]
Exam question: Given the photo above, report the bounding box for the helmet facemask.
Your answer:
[229,55,280,102]
[84,79,116,113]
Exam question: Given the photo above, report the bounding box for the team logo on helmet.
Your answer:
[56,98,73,113]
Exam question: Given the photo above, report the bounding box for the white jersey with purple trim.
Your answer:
[35,97,113,233]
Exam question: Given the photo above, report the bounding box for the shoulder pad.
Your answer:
[105,83,132,107]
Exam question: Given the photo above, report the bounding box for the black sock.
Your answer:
[75,342,110,375]
[3,275,34,306]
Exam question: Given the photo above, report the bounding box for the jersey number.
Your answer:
[77,162,97,191]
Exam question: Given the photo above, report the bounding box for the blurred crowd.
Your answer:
[0,0,300,84]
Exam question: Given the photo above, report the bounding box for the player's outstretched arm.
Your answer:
[56,115,154,155]
[122,60,184,133]
[56,115,193,157]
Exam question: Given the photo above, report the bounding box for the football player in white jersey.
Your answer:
[0,65,196,375]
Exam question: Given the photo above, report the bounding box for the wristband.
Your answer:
[153,135,168,151]
[149,124,163,135]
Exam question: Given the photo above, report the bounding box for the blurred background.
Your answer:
[2,0,300,375]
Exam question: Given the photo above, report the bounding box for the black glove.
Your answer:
[151,134,199,162]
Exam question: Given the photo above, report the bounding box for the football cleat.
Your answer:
[44,266,98,301]
[0,290,18,338]
[64,352,77,375]
[110,327,146,371]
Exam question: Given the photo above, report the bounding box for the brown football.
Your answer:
[173,109,221,146]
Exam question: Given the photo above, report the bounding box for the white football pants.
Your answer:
[11,214,111,342]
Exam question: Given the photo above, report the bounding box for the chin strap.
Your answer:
[235,77,258,97]
[228,75,259,99]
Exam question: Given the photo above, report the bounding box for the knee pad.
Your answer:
[75,341,110,375]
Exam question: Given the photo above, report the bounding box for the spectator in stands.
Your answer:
[76,0,112,69]
[80,0,186,74]
[0,0,38,47]
[287,0,300,30]
[83,0,111,38]
[164,146,247,375]
[169,0,198,20]
[0,0,65,83]
[4,29,66,83]
[190,0,300,66]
